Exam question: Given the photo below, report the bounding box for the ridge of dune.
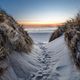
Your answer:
[49,12,80,68]
[0,9,38,80]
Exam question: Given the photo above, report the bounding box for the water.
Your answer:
[25,27,57,43]
[29,32,52,43]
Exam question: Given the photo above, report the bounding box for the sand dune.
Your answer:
[0,9,80,80]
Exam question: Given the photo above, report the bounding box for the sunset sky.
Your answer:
[0,0,80,25]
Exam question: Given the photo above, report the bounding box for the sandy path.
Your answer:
[31,44,52,80]
[31,36,80,80]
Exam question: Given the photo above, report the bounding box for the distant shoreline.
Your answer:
[22,26,59,29]
[24,27,57,33]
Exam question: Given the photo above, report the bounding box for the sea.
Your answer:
[24,27,57,43]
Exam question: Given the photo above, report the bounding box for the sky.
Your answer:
[0,0,80,25]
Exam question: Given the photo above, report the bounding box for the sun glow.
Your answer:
[18,20,64,25]
[18,12,67,25]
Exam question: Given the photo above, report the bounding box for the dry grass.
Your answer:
[49,11,80,68]
[64,12,80,68]
[0,9,33,60]
[49,26,65,42]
